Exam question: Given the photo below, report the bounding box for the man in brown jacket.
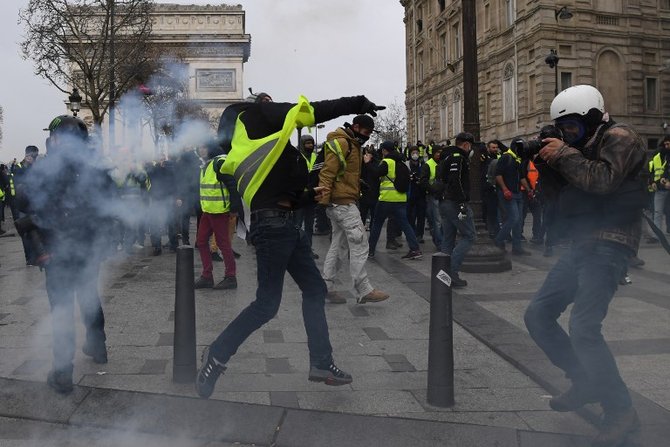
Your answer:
[523,85,646,447]
[319,115,388,304]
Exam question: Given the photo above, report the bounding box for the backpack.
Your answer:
[388,160,410,193]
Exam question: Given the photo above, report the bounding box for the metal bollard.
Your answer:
[427,252,455,407]
[173,245,197,383]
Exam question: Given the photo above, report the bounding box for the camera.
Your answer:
[511,125,563,159]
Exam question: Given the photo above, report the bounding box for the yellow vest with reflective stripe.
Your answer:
[379,158,407,203]
[9,175,15,196]
[200,156,231,214]
[307,152,317,171]
[649,153,667,182]
[220,96,315,205]
[426,158,438,184]
[0,186,4,201]
[324,139,348,180]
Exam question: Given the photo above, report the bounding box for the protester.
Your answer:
[17,115,115,393]
[319,115,390,305]
[406,146,427,244]
[420,146,444,249]
[194,93,385,399]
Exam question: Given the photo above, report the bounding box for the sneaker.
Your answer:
[214,276,237,290]
[152,247,162,256]
[592,407,640,447]
[401,250,423,260]
[82,340,108,364]
[358,289,389,304]
[132,242,144,250]
[629,256,645,268]
[549,383,599,412]
[233,250,241,259]
[195,347,226,399]
[367,252,375,259]
[194,276,214,289]
[511,248,532,256]
[47,369,73,394]
[391,238,403,248]
[326,291,347,304]
[452,273,467,288]
[308,362,352,386]
[619,275,632,286]
[543,246,554,257]
[211,251,223,262]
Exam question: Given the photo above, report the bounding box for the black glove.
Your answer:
[360,97,386,117]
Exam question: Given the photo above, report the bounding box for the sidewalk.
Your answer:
[0,220,668,446]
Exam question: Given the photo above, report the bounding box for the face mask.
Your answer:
[352,130,370,146]
[411,154,419,161]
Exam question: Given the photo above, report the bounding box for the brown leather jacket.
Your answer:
[547,122,646,253]
[318,127,362,205]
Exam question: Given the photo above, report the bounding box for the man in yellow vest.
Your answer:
[368,140,422,260]
[195,93,384,398]
[194,142,241,290]
[420,146,444,249]
[319,115,390,305]
[648,136,670,238]
[293,134,319,258]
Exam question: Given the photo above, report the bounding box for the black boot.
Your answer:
[47,367,73,394]
[549,382,599,412]
[592,407,640,447]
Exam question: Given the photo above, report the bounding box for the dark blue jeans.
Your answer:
[368,201,420,254]
[45,259,106,372]
[524,241,632,412]
[495,191,523,250]
[439,200,476,274]
[209,213,333,368]
[426,197,443,249]
[293,203,315,248]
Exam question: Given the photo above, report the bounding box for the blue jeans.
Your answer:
[368,201,420,254]
[426,197,443,249]
[524,241,632,412]
[495,191,523,250]
[439,200,476,274]
[209,213,333,368]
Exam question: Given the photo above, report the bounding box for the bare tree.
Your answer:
[19,0,154,127]
[370,98,408,147]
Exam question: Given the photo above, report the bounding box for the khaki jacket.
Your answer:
[318,127,362,205]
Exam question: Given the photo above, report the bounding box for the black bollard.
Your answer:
[427,252,455,407]
[173,245,197,383]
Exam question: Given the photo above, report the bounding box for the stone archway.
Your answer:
[596,50,626,116]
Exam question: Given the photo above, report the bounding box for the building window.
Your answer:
[560,72,573,91]
[438,0,446,12]
[645,77,658,111]
[452,22,461,59]
[452,89,462,135]
[418,52,424,81]
[485,92,492,125]
[528,74,536,112]
[417,5,424,33]
[502,63,516,122]
[440,33,448,69]
[662,0,670,10]
[484,3,491,31]
[419,113,426,142]
[505,0,516,27]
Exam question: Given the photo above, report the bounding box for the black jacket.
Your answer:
[436,146,470,203]
[218,95,376,211]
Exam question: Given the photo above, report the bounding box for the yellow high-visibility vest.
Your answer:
[649,153,667,182]
[200,155,231,214]
[378,158,406,203]
[220,96,315,205]
[426,158,438,184]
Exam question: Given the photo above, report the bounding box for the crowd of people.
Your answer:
[1,84,668,447]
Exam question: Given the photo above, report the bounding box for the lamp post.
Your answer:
[545,49,560,97]
[68,88,82,117]
[315,124,325,146]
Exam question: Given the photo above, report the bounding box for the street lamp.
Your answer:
[68,88,82,117]
[315,123,325,146]
[545,49,560,97]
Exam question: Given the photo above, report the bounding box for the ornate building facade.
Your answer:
[401,0,670,149]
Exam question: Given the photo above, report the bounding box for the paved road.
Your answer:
[0,219,668,446]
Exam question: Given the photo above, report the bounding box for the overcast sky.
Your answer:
[0,0,406,162]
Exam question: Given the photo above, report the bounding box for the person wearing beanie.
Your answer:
[319,115,390,305]
[367,140,422,260]
[294,134,319,258]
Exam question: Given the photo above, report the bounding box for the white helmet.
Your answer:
[550,85,605,120]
